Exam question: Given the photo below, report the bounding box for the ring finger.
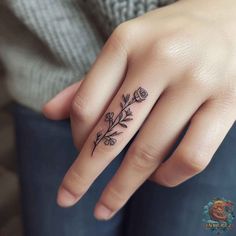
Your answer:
[94,82,209,220]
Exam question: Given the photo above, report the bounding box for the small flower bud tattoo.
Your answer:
[91,87,148,156]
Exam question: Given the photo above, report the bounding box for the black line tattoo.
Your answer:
[91,87,148,156]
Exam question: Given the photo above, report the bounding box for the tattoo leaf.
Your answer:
[119,123,128,128]
[125,94,130,103]
[125,108,132,116]
[118,112,123,121]
[120,102,124,109]
[109,131,123,137]
[122,94,126,103]
[95,131,103,142]
[122,118,133,122]
[122,94,130,104]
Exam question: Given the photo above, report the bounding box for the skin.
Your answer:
[43,0,236,221]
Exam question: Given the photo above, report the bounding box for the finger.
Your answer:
[94,83,207,220]
[43,81,82,120]
[151,98,236,187]
[70,29,129,149]
[57,61,168,208]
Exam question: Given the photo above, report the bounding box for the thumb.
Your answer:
[43,80,83,120]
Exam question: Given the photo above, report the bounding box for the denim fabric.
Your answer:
[12,104,236,236]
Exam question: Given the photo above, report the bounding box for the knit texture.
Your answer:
[0,0,176,112]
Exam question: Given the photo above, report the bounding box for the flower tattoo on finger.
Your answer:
[91,87,148,156]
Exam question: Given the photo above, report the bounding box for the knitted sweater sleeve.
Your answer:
[0,0,176,112]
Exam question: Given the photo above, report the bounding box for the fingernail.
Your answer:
[57,187,77,207]
[94,204,113,220]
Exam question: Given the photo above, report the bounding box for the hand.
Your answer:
[44,0,236,220]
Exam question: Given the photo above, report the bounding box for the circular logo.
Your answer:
[203,198,235,234]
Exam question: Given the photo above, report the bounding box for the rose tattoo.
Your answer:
[91,87,148,156]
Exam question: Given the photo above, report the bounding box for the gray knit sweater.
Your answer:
[0,0,176,112]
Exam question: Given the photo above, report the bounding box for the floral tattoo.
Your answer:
[91,87,148,156]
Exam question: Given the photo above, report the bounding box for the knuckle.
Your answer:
[188,72,213,92]
[211,87,236,115]
[224,87,236,105]
[101,186,127,211]
[110,21,139,53]
[62,169,89,197]
[149,32,184,63]
[71,95,91,123]
[128,143,160,171]
[113,21,137,41]
[179,147,208,175]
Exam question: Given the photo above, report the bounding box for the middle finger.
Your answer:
[57,63,168,207]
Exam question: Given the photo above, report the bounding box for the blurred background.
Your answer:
[0,77,23,235]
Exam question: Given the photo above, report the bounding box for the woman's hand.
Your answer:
[44,0,236,220]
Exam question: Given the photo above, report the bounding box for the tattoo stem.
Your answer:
[110,99,135,130]
[91,87,148,156]
[91,100,134,156]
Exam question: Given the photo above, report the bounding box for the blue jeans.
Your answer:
[13,104,236,236]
